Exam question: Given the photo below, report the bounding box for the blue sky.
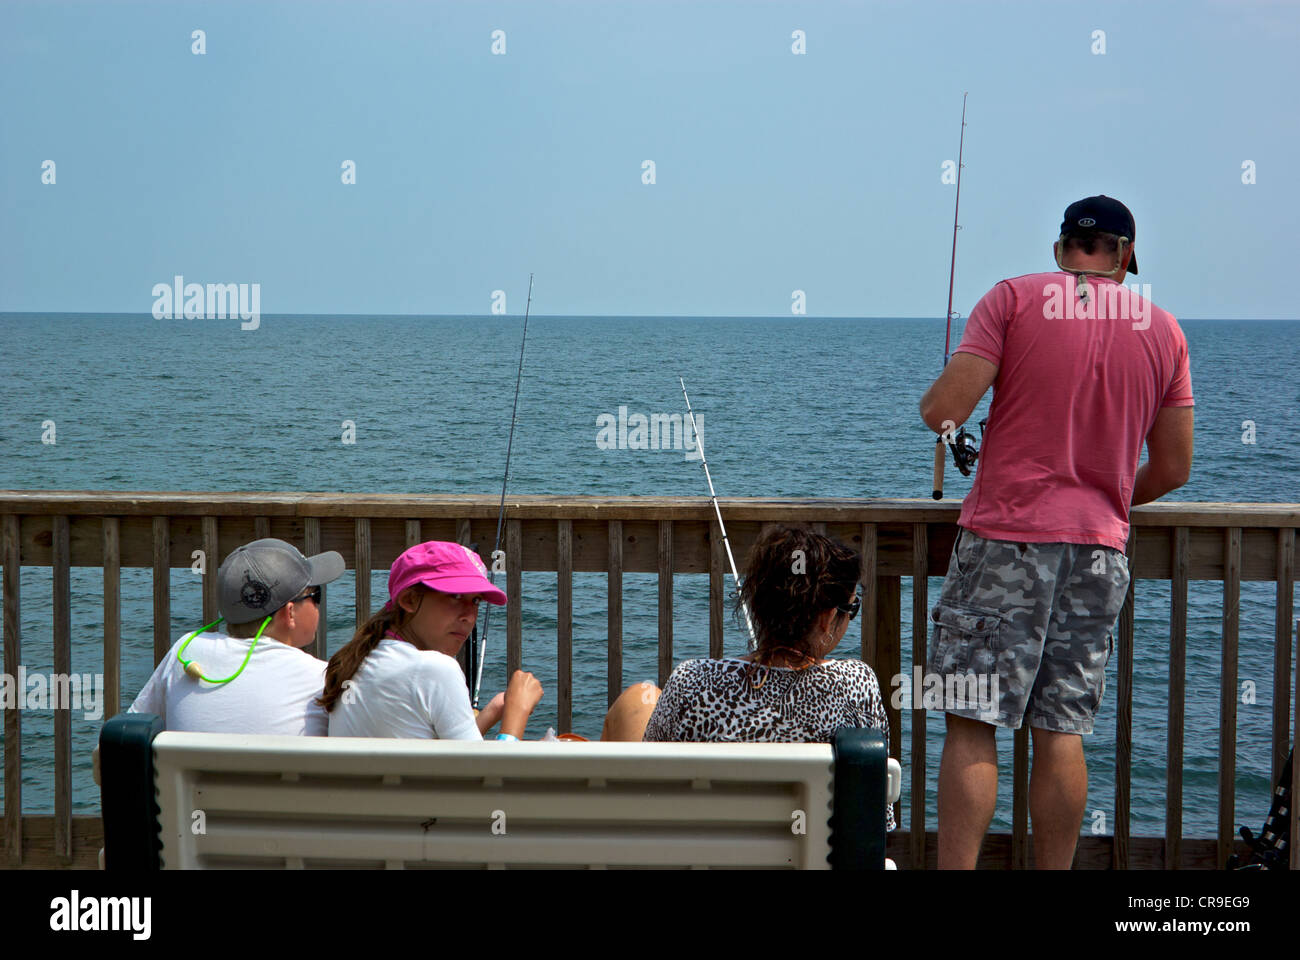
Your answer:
[2,0,1296,319]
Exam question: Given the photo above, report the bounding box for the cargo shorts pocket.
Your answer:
[928,605,1003,677]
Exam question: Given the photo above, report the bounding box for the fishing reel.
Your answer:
[931,418,986,499]
[948,420,984,476]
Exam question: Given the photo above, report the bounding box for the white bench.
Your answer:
[99,714,900,870]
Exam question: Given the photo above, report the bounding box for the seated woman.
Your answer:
[321,541,543,739]
[642,525,893,828]
[320,540,658,741]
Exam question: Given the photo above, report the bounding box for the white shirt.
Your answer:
[128,631,328,736]
[327,637,482,740]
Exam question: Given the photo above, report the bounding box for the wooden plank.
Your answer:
[1166,526,1188,869]
[254,516,270,540]
[1274,528,1295,785]
[102,517,121,721]
[506,518,522,678]
[708,519,724,659]
[658,519,673,689]
[355,518,371,628]
[1217,527,1240,869]
[3,514,23,865]
[152,517,170,665]
[451,518,466,676]
[876,575,902,771]
[1012,726,1030,869]
[556,519,573,732]
[304,517,324,660]
[201,516,219,624]
[52,514,72,864]
[607,520,623,709]
[885,830,1256,871]
[415,519,429,549]
[0,816,104,870]
[910,523,927,870]
[860,523,878,668]
[1113,530,1137,870]
[1294,615,1299,871]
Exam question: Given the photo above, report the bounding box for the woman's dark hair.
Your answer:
[317,584,427,712]
[735,525,862,666]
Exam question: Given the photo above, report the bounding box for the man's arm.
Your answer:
[919,351,999,434]
[1131,406,1193,506]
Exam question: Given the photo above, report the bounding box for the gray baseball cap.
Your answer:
[216,538,345,625]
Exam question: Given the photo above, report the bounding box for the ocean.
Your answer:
[0,312,1297,838]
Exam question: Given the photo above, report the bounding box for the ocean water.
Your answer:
[0,313,1297,840]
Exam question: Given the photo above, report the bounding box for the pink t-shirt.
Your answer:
[955,271,1193,551]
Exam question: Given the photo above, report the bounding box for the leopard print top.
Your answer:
[643,657,894,830]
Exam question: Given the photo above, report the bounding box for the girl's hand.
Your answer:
[475,692,506,734]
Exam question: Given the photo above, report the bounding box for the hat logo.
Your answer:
[240,572,275,609]
[1078,217,1096,227]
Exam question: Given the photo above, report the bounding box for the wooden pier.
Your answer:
[1,491,1296,869]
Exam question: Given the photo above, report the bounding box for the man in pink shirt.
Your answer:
[919,195,1194,869]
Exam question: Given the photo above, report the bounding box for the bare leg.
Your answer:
[600,681,660,741]
[936,713,998,869]
[1028,726,1087,869]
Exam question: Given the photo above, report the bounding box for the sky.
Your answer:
[2,0,1297,319]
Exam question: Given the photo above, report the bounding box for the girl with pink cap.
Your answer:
[319,541,543,739]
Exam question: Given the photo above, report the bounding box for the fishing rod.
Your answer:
[680,377,757,651]
[932,92,983,500]
[470,272,533,709]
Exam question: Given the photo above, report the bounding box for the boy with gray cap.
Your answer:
[128,538,346,735]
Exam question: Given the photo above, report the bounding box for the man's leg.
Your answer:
[1028,726,1087,869]
[936,713,998,869]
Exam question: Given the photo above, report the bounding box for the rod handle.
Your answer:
[932,437,946,500]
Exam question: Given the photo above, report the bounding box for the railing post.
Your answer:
[1166,526,1189,869]
[557,519,573,732]
[1113,530,1137,870]
[657,519,674,688]
[304,517,324,660]
[52,514,72,864]
[3,514,22,866]
[103,517,121,721]
[860,523,878,668]
[354,518,372,628]
[708,519,725,659]
[506,518,522,678]
[201,516,219,624]
[152,517,171,666]
[1274,527,1295,786]
[910,523,928,870]
[607,520,623,709]
[1217,527,1241,868]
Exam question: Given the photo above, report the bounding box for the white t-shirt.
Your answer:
[327,637,482,740]
[128,631,328,736]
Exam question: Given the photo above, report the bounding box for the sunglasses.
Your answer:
[293,585,322,605]
[835,595,862,621]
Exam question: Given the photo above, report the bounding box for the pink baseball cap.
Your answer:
[385,541,506,608]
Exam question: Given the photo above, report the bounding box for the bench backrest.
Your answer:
[99,714,895,869]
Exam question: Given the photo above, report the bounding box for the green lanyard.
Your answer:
[177,616,271,684]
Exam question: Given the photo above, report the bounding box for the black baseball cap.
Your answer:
[1060,195,1138,275]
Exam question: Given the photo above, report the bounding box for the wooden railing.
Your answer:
[0,491,1296,869]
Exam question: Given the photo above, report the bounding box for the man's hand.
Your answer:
[920,351,998,435]
[475,691,505,734]
[1132,406,1193,506]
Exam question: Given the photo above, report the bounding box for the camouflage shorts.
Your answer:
[925,528,1130,734]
